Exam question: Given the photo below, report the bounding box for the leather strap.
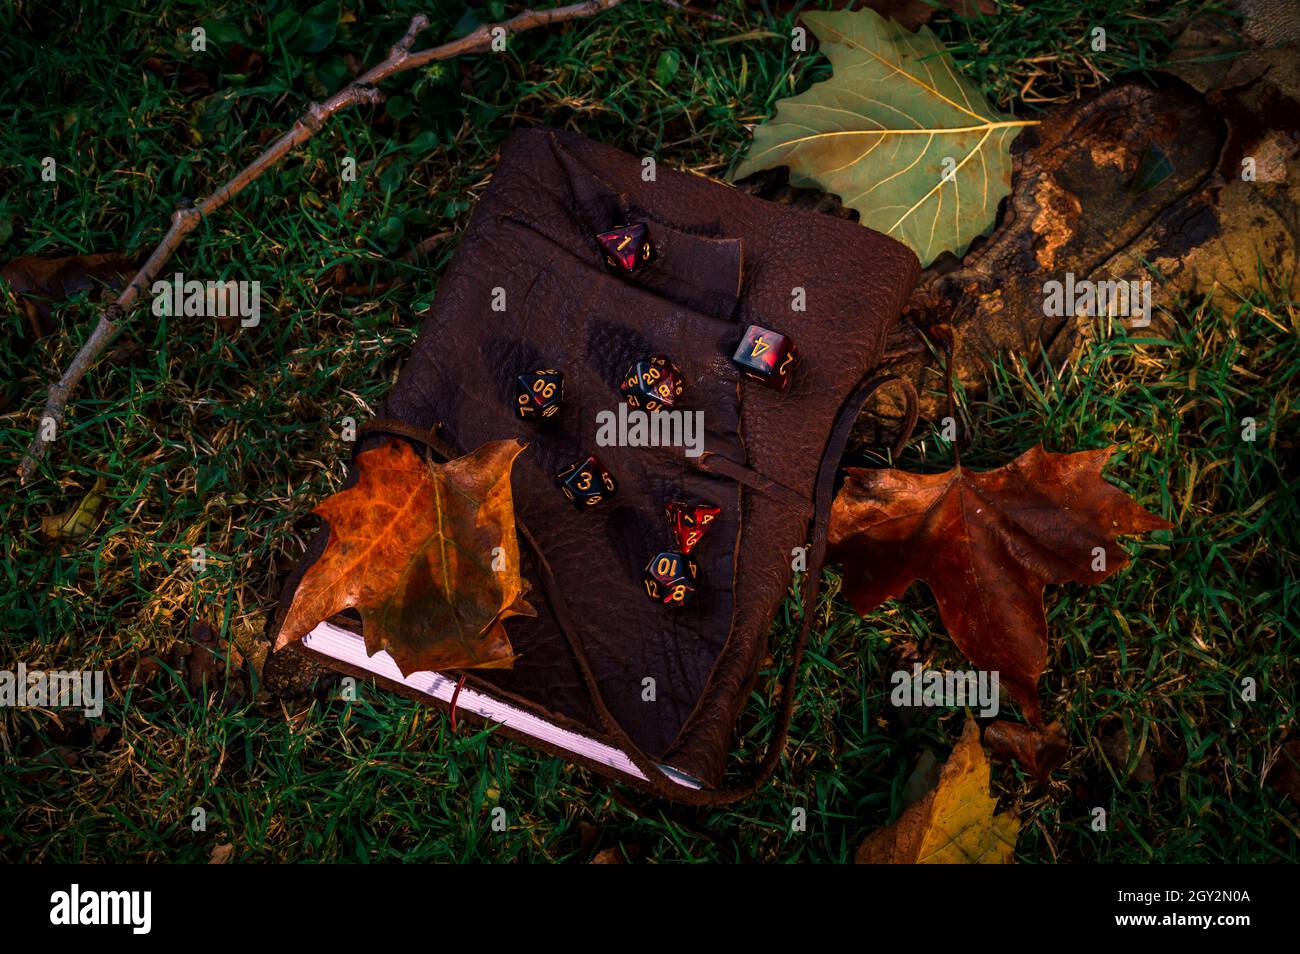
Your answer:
[694,450,812,514]
[356,418,449,461]
[360,372,918,804]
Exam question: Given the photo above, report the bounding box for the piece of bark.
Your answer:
[854,80,1222,444]
[738,6,1293,452]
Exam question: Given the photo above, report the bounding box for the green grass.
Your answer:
[2,0,1295,862]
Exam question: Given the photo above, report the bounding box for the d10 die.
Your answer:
[597,222,654,273]
[642,550,698,606]
[620,355,683,411]
[515,369,563,421]
[731,324,798,390]
[666,501,721,554]
[557,455,616,508]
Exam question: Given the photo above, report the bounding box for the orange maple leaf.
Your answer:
[276,439,534,675]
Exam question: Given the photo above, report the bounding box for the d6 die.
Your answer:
[620,355,683,411]
[642,550,697,606]
[731,324,798,390]
[596,222,654,273]
[515,369,563,421]
[557,455,616,508]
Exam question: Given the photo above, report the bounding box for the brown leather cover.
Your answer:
[274,127,920,796]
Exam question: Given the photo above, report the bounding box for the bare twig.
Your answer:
[17,0,624,483]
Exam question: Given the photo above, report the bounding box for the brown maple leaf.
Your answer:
[828,445,1170,723]
[2,252,136,339]
[984,719,1068,781]
[276,438,535,675]
[857,718,1019,864]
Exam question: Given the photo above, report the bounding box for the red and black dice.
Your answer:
[515,369,563,421]
[666,501,721,555]
[620,355,683,411]
[596,222,654,273]
[731,324,798,390]
[643,550,698,607]
[557,454,616,508]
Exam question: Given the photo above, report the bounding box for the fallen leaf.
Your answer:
[900,748,942,806]
[985,719,1068,781]
[745,0,997,32]
[144,56,214,94]
[1099,721,1156,785]
[1267,739,1300,803]
[1166,0,1300,98]
[732,9,1035,266]
[23,745,80,785]
[230,615,270,689]
[857,718,1018,863]
[277,439,534,675]
[179,620,228,692]
[225,43,266,77]
[828,445,1170,723]
[113,652,165,686]
[2,252,135,339]
[41,477,108,542]
[208,843,234,864]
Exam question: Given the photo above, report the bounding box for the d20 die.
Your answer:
[556,455,616,508]
[597,222,654,273]
[731,324,798,390]
[619,355,683,411]
[514,369,563,421]
[642,550,698,607]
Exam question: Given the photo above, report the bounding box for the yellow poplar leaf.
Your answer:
[733,9,1036,266]
[857,718,1019,863]
[41,476,107,542]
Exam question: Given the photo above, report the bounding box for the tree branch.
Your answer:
[17,0,625,483]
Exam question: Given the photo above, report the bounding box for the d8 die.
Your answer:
[620,355,683,411]
[731,324,798,390]
[642,550,698,606]
[515,369,563,421]
[597,222,654,273]
[557,455,616,508]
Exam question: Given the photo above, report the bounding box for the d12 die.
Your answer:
[515,369,563,421]
[557,455,616,508]
[597,222,654,273]
[666,501,721,554]
[642,550,698,606]
[620,355,683,411]
[731,324,798,390]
